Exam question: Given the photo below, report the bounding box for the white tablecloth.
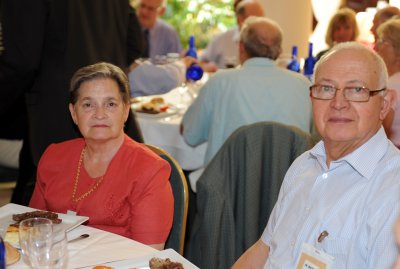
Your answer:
[10,224,157,269]
[134,86,207,171]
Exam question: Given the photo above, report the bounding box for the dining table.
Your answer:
[133,80,208,172]
[1,203,198,269]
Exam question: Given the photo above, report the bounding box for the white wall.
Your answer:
[261,0,312,59]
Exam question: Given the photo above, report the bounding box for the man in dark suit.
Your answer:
[0,0,144,204]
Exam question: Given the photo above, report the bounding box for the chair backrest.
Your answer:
[185,121,315,269]
[0,165,18,190]
[145,144,189,255]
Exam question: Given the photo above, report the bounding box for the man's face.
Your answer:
[137,0,164,29]
[312,49,389,153]
[370,16,380,41]
[237,3,264,29]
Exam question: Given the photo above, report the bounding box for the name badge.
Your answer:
[67,210,77,216]
[295,243,334,269]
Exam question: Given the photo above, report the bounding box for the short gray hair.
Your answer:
[314,42,388,90]
[240,16,282,60]
[70,62,131,105]
[377,18,400,57]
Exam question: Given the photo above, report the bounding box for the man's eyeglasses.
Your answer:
[309,84,386,102]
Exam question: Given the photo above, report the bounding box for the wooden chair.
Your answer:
[0,165,17,190]
[146,144,189,255]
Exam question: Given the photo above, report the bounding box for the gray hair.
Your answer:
[375,6,400,25]
[70,62,131,105]
[314,42,388,90]
[377,18,400,57]
[240,16,282,60]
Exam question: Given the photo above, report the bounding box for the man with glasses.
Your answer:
[137,0,181,59]
[232,42,400,268]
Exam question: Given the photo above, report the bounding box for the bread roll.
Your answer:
[5,241,20,265]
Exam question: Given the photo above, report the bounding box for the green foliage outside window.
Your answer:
[163,0,236,50]
[131,0,237,50]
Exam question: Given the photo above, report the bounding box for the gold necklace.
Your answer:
[71,147,105,203]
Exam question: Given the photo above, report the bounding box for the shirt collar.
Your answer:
[242,57,276,68]
[310,127,389,179]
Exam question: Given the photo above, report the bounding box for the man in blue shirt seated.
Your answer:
[128,56,196,97]
[232,42,400,269]
[136,0,181,59]
[182,16,312,165]
[199,0,264,71]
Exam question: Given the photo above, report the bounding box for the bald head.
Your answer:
[239,16,282,63]
[137,0,166,29]
[236,0,265,29]
[371,6,400,40]
[315,42,388,89]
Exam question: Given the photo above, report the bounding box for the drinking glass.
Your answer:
[19,218,53,265]
[177,83,189,110]
[29,229,68,269]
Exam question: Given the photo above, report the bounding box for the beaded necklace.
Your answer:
[71,147,105,203]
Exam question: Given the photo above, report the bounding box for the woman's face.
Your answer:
[333,23,354,43]
[69,78,130,143]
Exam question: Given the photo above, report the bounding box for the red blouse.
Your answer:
[30,135,174,245]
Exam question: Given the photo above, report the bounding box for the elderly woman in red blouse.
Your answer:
[29,62,173,250]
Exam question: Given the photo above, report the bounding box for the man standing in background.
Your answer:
[0,0,144,205]
[137,0,182,59]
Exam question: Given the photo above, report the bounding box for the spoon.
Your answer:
[67,233,90,243]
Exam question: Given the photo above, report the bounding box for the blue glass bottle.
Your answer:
[185,36,197,59]
[186,64,203,81]
[287,46,300,72]
[0,237,5,269]
[303,42,316,80]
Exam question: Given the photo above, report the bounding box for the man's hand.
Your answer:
[182,56,197,68]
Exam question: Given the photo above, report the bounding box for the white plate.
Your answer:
[133,105,179,119]
[0,203,89,245]
[88,248,199,269]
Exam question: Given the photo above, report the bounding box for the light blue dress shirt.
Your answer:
[199,27,239,68]
[148,19,181,59]
[262,127,400,269]
[129,60,185,97]
[182,57,312,164]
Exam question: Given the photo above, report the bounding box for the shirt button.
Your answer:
[322,173,328,179]
[305,207,310,212]
[291,241,295,247]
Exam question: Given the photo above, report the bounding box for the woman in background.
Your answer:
[316,7,359,61]
[375,17,400,148]
[30,62,174,250]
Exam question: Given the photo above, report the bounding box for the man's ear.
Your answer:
[380,89,396,120]
[158,6,166,17]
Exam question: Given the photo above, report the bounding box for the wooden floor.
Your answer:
[0,188,12,207]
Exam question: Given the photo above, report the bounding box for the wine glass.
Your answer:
[19,218,53,266]
[29,229,68,269]
[177,83,189,110]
